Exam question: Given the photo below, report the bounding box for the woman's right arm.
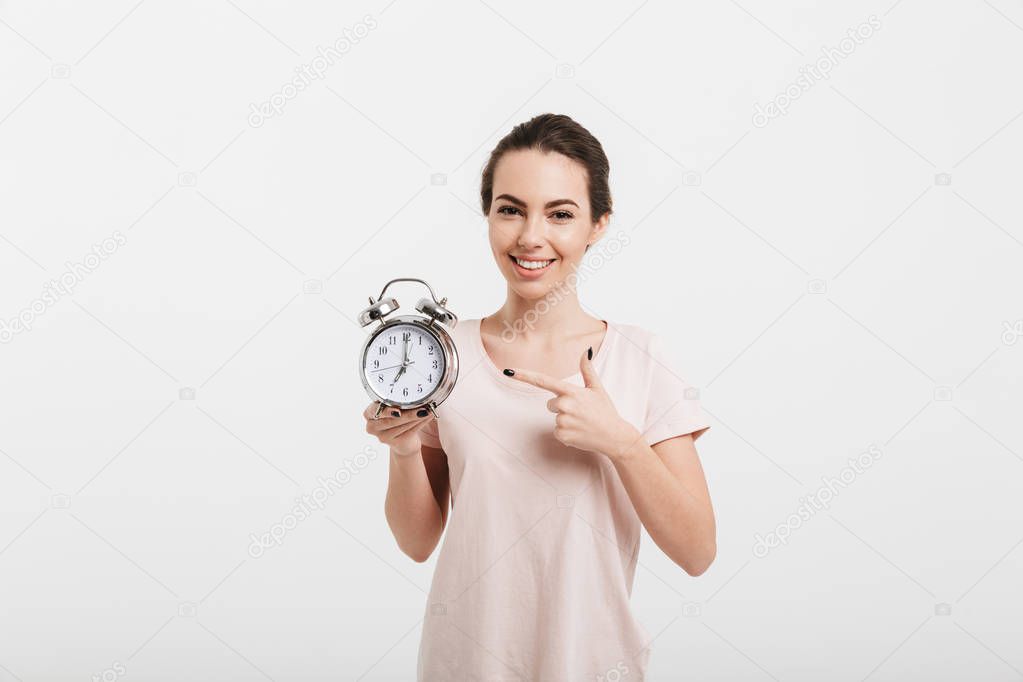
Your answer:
[363,402,450,562]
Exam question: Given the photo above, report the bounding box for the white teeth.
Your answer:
[514,257,554,270]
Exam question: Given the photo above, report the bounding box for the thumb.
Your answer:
[580,346,604,391]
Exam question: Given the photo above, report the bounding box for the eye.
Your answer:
[497,205,521,216]
[551,210,574,221]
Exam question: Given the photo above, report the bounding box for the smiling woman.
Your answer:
[366,113,716,681]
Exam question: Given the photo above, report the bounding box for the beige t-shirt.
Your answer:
[415,318,710,681]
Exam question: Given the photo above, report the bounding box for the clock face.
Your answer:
[363,323,446,406]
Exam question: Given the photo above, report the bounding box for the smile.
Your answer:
[510,255,556,271]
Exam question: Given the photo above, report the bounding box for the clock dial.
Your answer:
[364,323,445,405]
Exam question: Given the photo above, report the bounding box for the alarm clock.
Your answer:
[357,277,459,420]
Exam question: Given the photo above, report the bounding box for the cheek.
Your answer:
[549,230,587,258]
[490,220,525,251]
[488,222,513,258]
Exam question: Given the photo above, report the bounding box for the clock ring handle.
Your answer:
[372,277,442,305]
[361,277,457,330]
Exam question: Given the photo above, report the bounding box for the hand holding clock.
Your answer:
[363,401,436,457]
[503,347,642,460]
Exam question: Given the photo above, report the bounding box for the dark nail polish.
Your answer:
[503,368,514,376]
[391,410,400,417]
[587,346,593,360]
[416,408,429,417]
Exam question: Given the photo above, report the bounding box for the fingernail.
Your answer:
[391,410,400,417]
[587,346,593,360]
[503,368,514,376]
[416,408,429,417]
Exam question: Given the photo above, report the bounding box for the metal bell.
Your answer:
[357,296,399,327]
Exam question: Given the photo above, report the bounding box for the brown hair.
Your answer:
[480,113,612,250]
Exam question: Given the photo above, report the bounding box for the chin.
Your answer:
[511,284,551,299]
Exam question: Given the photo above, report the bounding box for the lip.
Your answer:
[508,254,557,279]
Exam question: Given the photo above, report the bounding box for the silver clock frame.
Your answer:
[357,278,459,420]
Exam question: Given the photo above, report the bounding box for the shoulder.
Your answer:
[607,321,690,378]
[451,317,479,344]
[607,320,660,357]
[447,317,481,362]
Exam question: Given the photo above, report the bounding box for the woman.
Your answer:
[363,113,716,680]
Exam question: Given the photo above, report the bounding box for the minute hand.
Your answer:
[371,361,415,374]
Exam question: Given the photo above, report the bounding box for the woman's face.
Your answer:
[487,148,608,299]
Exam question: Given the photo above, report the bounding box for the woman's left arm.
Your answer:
[505,347,716,576]
[606,430,716,576]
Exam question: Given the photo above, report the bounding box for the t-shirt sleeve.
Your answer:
[641,332,711,447]
[419,413,442,449]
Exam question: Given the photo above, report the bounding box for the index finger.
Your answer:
[504,367,575,395]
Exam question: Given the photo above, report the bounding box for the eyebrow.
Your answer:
[494,194,579,210]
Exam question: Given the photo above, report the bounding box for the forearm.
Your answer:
[607,432,716,576]
[384,446,444,562]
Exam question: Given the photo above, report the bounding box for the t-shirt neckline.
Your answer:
[473,317,616,394]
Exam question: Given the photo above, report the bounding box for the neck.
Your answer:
[486,284,598,339]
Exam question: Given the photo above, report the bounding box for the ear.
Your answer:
[587,212,611,249]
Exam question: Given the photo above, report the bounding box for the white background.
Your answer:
[1,1,1021,680]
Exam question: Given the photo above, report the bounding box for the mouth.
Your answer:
[509,254,557,274]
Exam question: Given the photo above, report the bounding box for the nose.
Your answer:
[517,214,545,249]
